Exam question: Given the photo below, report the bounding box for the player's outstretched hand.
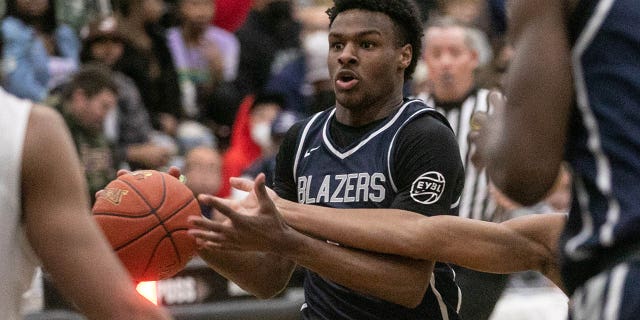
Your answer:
[188,174,295,253]
[229,175,281,213]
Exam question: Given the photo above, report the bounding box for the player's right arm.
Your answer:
[21,105,172,320]
[195,225,297,299]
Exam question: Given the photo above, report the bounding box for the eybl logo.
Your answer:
[410,171,445,205]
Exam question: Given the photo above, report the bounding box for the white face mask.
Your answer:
[251,122,273,150]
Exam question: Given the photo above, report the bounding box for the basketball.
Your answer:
[92,170,201,282]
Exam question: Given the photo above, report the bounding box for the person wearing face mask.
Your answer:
[233,0,302,98]
[239,110,302,191]
[216,93,284,198]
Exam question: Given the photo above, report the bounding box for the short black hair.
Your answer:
[326,0,424,81]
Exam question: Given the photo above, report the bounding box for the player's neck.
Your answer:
[335,98,404,127]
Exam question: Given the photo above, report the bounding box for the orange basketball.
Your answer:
[93,170,201,282]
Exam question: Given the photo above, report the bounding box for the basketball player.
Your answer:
[194,0,640,313]
[0,85,172,319]
[481,1,640,318]
[188,0,466,319]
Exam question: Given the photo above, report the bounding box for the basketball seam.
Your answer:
[142,227,192,279]
[155,174,182,266]
[111,174,193,270]
[111,196,196,252]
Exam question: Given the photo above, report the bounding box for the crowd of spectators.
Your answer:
[0,0,509,205]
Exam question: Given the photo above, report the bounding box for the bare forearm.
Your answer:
[28,216,165,319]
[280,199,558,277]
[197,249,295,299]
[282,229,431,308]
[280,199,425,258]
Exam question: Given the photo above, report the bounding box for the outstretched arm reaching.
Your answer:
[230,175,567,292]
[280,198,566,290]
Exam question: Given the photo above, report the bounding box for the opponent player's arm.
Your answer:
[21,106,171,320]
[484,0,573,205]
[278,200,565,290]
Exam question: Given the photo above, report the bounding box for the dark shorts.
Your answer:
[570,260,640,320]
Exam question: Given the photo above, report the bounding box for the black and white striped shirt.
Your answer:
[418,88,500,221]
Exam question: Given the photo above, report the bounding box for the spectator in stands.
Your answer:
[234,0,302,98]
[113,0,183,136]
[240,110,301,190]
[80,15,173,170]
[1,0,80,102]
[54,0,105,33]
[183,145,223,217]
[51,64,118,204]
[439,0,484,27]
[167,0,241,147]
[217,93,284,198]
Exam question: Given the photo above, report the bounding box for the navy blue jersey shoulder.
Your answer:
[562,0,640,294]
[281,99,462,320]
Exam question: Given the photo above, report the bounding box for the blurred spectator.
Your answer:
[55,0,105,33]
[217,93,283,198]
[414,0,439,22]
[234,0,302,98]
[175,120,217,155]
[183,145,223,217]
[167,0,241,146]
[80,15,173,170]
[295,4,330,31]
[211,0,252,33]
[51,64,118,204]
[439,0,484,27]
[265,29,330,115]
[301,30,333,114]
[240,110,302,190]
[485,0,507,41]
[1,0,80,102]
[113,0,183,136]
